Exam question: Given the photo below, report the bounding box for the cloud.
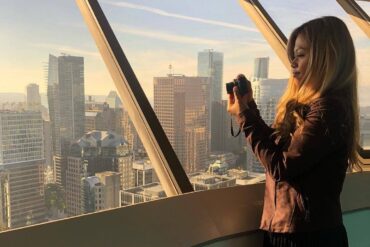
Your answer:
[101,0,258,33]
[30,43,101,58]
[113,24,225,45]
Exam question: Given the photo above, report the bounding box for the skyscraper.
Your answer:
[360,115,370,149]
[154,75,210,173]
[26,83,41,111]
[253,57,269,81]
[65,130,132,216]
[43,120,53,171]
[132,159,158,187]
[122,109,143,153]
[47,54,85,187]
[197,49,223,103]
[83,171,121,213]
[210,100,245,153]
[246,78,287,173]
[85,102,122,135]
[197,50,224,153]
[105,91,122,109]
[0,111,45,229]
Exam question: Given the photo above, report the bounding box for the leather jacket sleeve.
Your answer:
[242,97,345,181]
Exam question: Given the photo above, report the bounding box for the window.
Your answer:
[98,0,289,189]
[0,0,166,232]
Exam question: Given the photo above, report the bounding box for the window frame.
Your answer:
[337,0,370,38]
[0,1,369,244]
[76,0,193,196]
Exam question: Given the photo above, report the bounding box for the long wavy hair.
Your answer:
[273,16,361,171]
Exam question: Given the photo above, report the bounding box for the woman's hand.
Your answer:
[227,86,253,116]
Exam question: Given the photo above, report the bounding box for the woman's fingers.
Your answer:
[228,93,235,104]
[233,86,241,103]
[227,93,238,115]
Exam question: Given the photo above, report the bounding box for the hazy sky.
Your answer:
[0,0,369,104]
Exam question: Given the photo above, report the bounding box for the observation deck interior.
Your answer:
[0,0,369,246]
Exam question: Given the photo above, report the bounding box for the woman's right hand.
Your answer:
[227,78,254,116]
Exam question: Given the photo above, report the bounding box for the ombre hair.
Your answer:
[273,16,361,171]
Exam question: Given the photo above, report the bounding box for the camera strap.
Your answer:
[230,118,242,137]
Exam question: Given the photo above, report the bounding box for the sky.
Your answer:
[0,0,369,105]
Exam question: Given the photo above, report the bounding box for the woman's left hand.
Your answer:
[227,86,252,116]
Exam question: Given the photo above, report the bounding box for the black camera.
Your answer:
[226,74,250,96]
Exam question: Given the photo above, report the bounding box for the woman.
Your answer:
[228,16,361,246]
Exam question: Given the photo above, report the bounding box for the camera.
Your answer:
[226,74,250,96]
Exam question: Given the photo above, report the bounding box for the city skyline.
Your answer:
[0,0,369,236]
[0,0,369,105]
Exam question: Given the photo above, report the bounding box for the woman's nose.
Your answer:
[291,60,297,68]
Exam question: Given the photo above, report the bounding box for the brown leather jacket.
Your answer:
[241,96,349,233]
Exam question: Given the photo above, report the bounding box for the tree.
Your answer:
[44,183,65,212]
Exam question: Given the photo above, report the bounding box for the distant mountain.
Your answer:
[0,93,25,103]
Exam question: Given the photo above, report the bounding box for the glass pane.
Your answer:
[258,0,370,150]
[0,0,165,232]
[100,0,289,192]
[356,1,370,150]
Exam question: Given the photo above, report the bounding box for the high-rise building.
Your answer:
[198,50,224,153]
[246,78,287,173]
[253,57,269,81]
[208,152,238,170]
[154,75,210,173]
[132,159,158,187]
[83,171,121,213]
[65,156,86,216]
[120,183,165,206]
[26,83,41,111]
[85,96,106,111]
[360,115,370,149]
[43,120,53,171]
[65,130,132,216]
[47,54,85,188]
[83,176,100,213]
[85,102,123,135]
[188,172,236,191]
[105,91,122,109]
[197,49,223,103]
[95,171,121,210]
[251,79,287,124]
[0,111,45,229]
[122,109,143,153]
[210,100,245,153]
[185,127,208,173]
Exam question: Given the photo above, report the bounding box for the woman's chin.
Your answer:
[292,77,302,87]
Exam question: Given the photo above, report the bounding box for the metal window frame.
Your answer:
[0,1,369,244]
[337,0,370,160]
[337,0,370,38]
[76,0,193,196]
[238,0,290,71]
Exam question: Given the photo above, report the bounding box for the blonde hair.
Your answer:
[273,16,361,171]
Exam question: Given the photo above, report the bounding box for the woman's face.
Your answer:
[291,34,309,86]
